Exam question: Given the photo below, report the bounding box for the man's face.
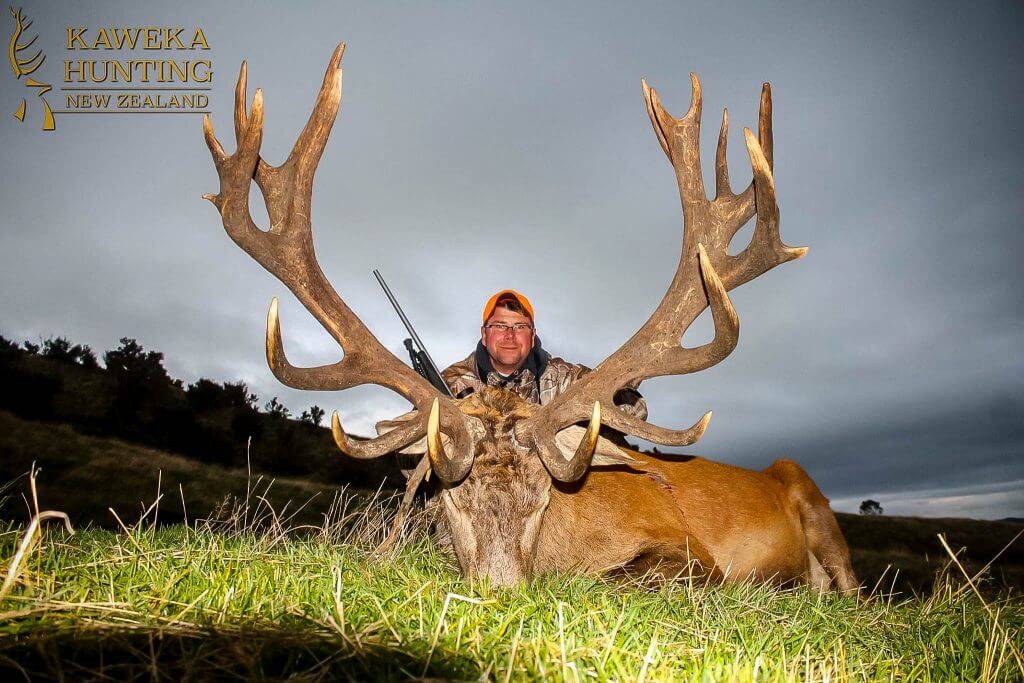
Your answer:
[481,306,536,375]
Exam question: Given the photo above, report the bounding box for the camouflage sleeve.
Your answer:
[442,353,481,399]
[612,387,648,421]
[559,359,649,421]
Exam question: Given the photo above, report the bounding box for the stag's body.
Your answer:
[444,386,857,591]
[542,453,855,589]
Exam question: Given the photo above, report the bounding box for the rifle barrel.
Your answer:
[373,269,452,397]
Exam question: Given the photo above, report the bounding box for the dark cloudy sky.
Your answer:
[2,1,1021,519]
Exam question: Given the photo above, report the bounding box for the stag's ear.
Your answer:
[590,448,643,467]
[554,426,643,468]
[395,435,434,456]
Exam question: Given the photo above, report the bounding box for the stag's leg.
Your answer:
[622,541,722,582]
[806,550,833,592]
[764,460,860,595]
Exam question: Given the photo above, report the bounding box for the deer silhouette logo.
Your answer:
[8,7,54,131]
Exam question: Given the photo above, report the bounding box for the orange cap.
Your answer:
[482,289,534,323]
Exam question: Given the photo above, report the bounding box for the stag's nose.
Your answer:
[478,567,524,587]
[474,553,530,587]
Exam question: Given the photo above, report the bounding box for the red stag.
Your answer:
[202,43,859,592]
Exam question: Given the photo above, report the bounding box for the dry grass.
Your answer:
[0,409,346,528]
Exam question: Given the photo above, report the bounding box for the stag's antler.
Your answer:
[202,44,475,480]
[519,74,806,480]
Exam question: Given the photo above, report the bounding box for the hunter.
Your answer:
[442,290,647,420]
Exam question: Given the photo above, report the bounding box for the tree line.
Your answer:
[0,332,399,487]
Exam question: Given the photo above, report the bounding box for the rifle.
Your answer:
[373,269,453,398]
[372,269,449,554]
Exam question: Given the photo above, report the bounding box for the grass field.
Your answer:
[1,483,1022,681]
[1,410,1023,680]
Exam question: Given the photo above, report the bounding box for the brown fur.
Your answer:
[539,455,858,592]
[440,387,859,593]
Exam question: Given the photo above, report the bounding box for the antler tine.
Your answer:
[230,61,289,237]
[201,114,227,174]
[204,44,477,469]
[233,61,249,143]
[716,83,774,246]
[533,401,602,482]
[641,79,670,158]
[287,42,346,181]
[266,297,360,391]
[332,409,428,459]
[427,399,474,482]
[718,126,806,286]
[331,396,476,469]
[643,73,705,205]
[201,83,264,238]
[759,82,773,170]
[634,243,740,383]
[715,107,730,199]
[520,74,802,452]
[233,60,276,185]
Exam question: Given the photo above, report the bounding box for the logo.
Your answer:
[6,8,215,133]
[8,6,54,130]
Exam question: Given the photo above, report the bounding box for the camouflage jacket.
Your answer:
[441,340,647,420]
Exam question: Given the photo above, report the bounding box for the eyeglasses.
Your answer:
[484,323,534,334]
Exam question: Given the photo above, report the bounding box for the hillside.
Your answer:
[839,511,1024,595]
[0,410,369,528]
[0,336,402,487]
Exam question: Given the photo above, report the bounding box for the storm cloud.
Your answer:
[2,1,1021,518]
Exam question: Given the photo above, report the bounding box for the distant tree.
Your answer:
[74,344,99,368]
[42,336,74,361]
[222,381,259,410]
[186,378,225,412]
[0,334,18,355]
[231,409,263,442]
[188,379,262,414]
[300,404,325,426]
[859,499,883,516]
[0,334,60,418]
[102,338,176,434]
[103,338,171,386]
[265,396,291,419]
[42,336,99,368]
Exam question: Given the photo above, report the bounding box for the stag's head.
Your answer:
[383,387,637,584]
[203,43,805,586]
[430,389,552,584]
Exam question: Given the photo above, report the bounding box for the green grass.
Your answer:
[1,489,1022,681]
